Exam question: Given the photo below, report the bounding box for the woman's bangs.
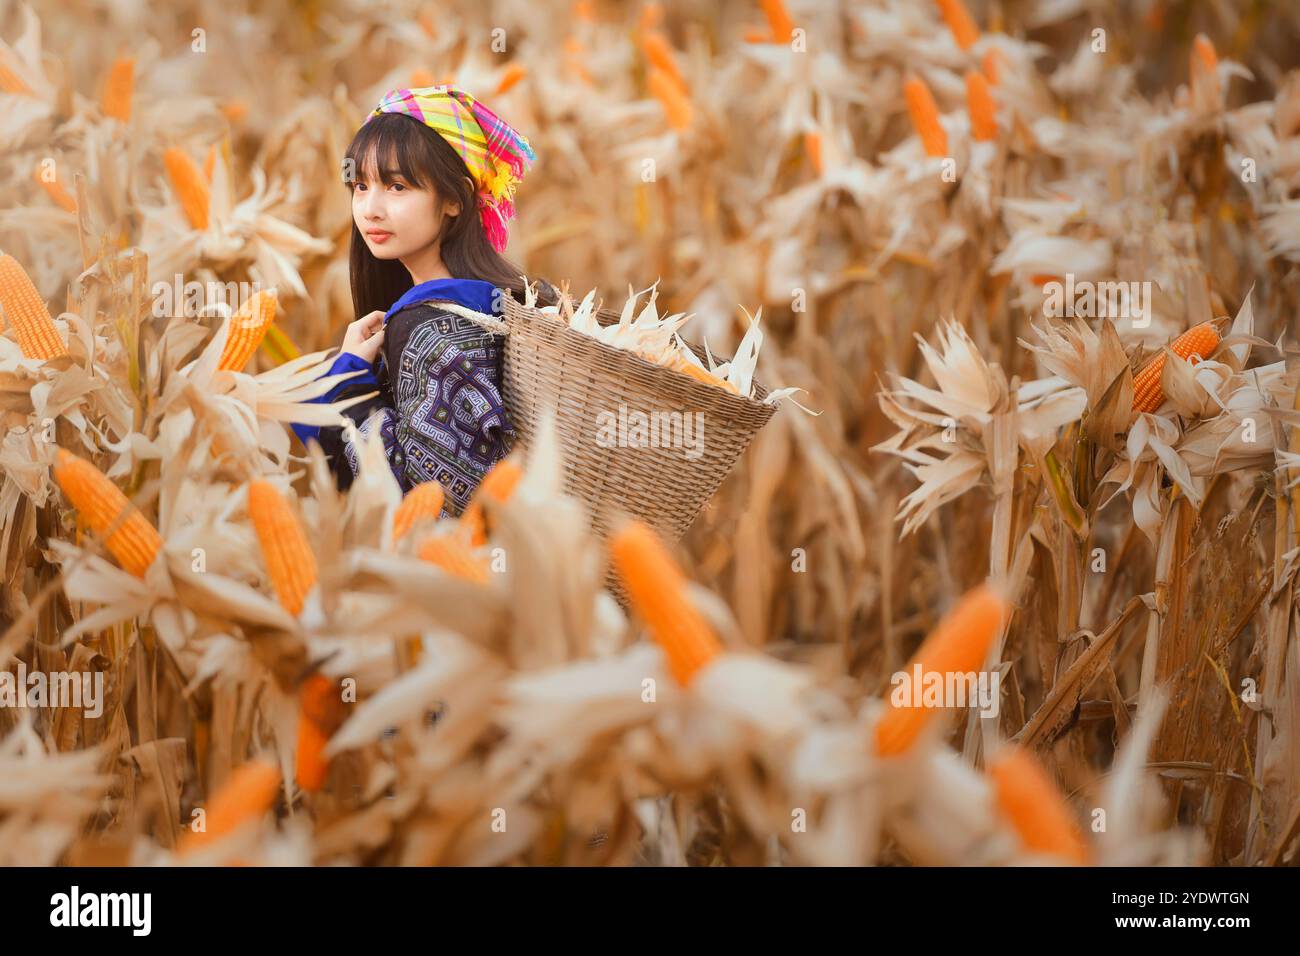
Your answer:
[346,114,434,190]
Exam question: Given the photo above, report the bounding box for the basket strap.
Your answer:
[413,299,509,335]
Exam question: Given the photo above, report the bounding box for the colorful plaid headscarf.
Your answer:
[366,85,536,252]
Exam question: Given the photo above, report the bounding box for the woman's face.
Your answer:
[351,148,460,261]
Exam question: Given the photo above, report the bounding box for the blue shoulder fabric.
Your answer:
[385,277,500,322]
[289,351,380,447]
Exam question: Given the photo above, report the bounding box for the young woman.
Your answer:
[290,85,557,514]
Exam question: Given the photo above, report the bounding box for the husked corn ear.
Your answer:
[1131,322,1220,414]
[176,759,280,855]
[220,99,248,124]
[393,480,446,543]
[418,535,490,584]
[965,70,997,141]
[494,63,526,95]
[53,448,162,578]
[296,674,345,793]
[648,66,693,130]
[639,1,662,32]
[0,59,30,95]
[904,77,948,159]
[981,48,1004,85]
[609,520,723,687]
[937,0,980,50]
[874,585,1008,757]
[164,147,210,231]
[461,459,524,547]
[640,31,686,94]
[760,0,795,42]
[0,254,68,360]
[101,57,134,122]
[988,746,1091,864]
[804,129,823,174]
[1192,33,1218,74]
[296,718,330,794]
[217,290,278,372]
[33,165,77,213]
[680,361,740,393]
[247,479,318,615]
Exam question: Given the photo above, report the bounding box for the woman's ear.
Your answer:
[444,176,473,219]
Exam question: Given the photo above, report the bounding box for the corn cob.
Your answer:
[936,0,980,50]
[0,58,30,95]
[296,674,344,793]
[296,718,330,793]
[177,759,281,855]
[217,290,278,372]
[417,535,490,584]
[609,520,723,687]
[494,63,526,95]
[0,254,68,360]
[874,584,1008,757]
[965,70,997,141]
[163,147,210,231]
[988,746,1091,864]
[981,48,1003,85]
[804,129,824,175]
[101,57,134,122]
[393,480,446,543]
[1192,33,1218,74]
[461,459,524,547]
[1131,322,1220,414]
[760,0,795,43]
[53,449,162,578]
[33,165,77,213]
[1190,33,1220,102]
[641,32,686,94]
[220,99,248,124]
[903,77,948,159]
[649,66,693,131]
[680,360,740,393]
[639,2,662,32]
[247,479,318,616]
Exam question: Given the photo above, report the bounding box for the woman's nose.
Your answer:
[358,189,385,218]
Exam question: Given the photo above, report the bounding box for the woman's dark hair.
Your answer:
[343,111,558,318]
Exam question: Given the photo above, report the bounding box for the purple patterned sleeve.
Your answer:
[340,404,406,490]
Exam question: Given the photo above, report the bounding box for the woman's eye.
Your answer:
[390,182,406,191]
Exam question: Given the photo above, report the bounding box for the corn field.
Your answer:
[1,0,1299,870]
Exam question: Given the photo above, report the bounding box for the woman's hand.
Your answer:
[340,310,387,363]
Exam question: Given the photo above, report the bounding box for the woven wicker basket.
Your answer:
[435,296,777,545]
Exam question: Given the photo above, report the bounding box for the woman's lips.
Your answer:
[366,230,393,244]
